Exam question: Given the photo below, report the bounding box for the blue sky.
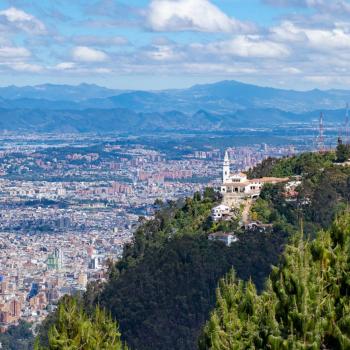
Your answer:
[0,0,349,90]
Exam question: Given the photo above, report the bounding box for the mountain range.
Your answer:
[0,80,350,132]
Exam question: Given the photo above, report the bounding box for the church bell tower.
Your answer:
[223,150,230,183]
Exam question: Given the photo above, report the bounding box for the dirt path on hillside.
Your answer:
[242,198,252,225]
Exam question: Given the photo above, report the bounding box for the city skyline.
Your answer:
[1,0,350,90]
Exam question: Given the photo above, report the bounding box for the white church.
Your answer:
[220,150,288,206]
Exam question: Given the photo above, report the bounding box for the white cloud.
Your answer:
[0,7,33,21]
[182,62,258,74]
[147,0,254,33]
[1,0,350,89]
[0,7,46,34]
[264,0,350,12]
[145,44,184,61]
[10,62,43,72]
[203,35,290,58]
[272,21,350,50]
[306,28,350,50]
[281,67,302,74]
[54,62,76,70]
[72,46,109,62]
[73,35,129,47]
[0,46,30,58]
[271,21,306,42]
[52,62,111,74]
[263,0,315,7]
[304,75,341,85]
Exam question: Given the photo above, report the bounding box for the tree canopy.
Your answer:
[247,151,335,179]
[83,191,288,350]
[37,152,350,350]
[35,296,127,350]
[336,143,350,163]
[200,213,350,349]
[0,321,34,350]
[250,151,350,234]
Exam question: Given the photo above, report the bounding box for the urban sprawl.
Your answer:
[0,133,306,331]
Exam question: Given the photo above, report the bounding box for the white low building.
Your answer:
[211,204,231,221]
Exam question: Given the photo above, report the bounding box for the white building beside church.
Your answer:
[211,204,231,221]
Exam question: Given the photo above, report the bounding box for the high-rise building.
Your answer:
[0,279,7,295]
[10,300,21,317]
[47,248,64,270]
[77,273,87,287]
[89,256,100,270]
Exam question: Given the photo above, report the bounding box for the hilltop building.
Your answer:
[220,150,288,206]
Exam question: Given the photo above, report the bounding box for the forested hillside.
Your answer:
[38,188,288,350]
[249,151,350,232]
[36,150,350,350]
[98,151,350,350]
[200,213,350,349]
[89,189,287,350]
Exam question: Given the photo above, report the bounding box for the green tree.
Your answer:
[35,296,127,350]
[336,143,350,163]
[247,152,335,179]
[250,198,272,223]
[0,320,34,350]
[200,213,350,349]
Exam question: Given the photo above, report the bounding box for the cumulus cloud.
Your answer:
[0,46,30,58]
[10,62,43,72]
[282,67,302,74]
[264,0,350,14]
[182,62,258,74]
[263,0,313,6]
[53,62,111,74]
[0,7,46,34]
[143,42,185,61]
[54,62,76,70]
[72,46,109,62]
[270,21,306,42]
[202,35,290,58]
[4,0,350,89]
[272,21,350,50]
[147,0,254,33]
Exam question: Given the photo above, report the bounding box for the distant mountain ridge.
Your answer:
[0,83,123,101]
[0,106,346,133]
[1,80,350,132]
[1,80,350,113]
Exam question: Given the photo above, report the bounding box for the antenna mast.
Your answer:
[318,112,325,152]
[346,103,349,144]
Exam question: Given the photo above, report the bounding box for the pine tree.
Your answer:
[199,213,350,349]
[35,297,128,350]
